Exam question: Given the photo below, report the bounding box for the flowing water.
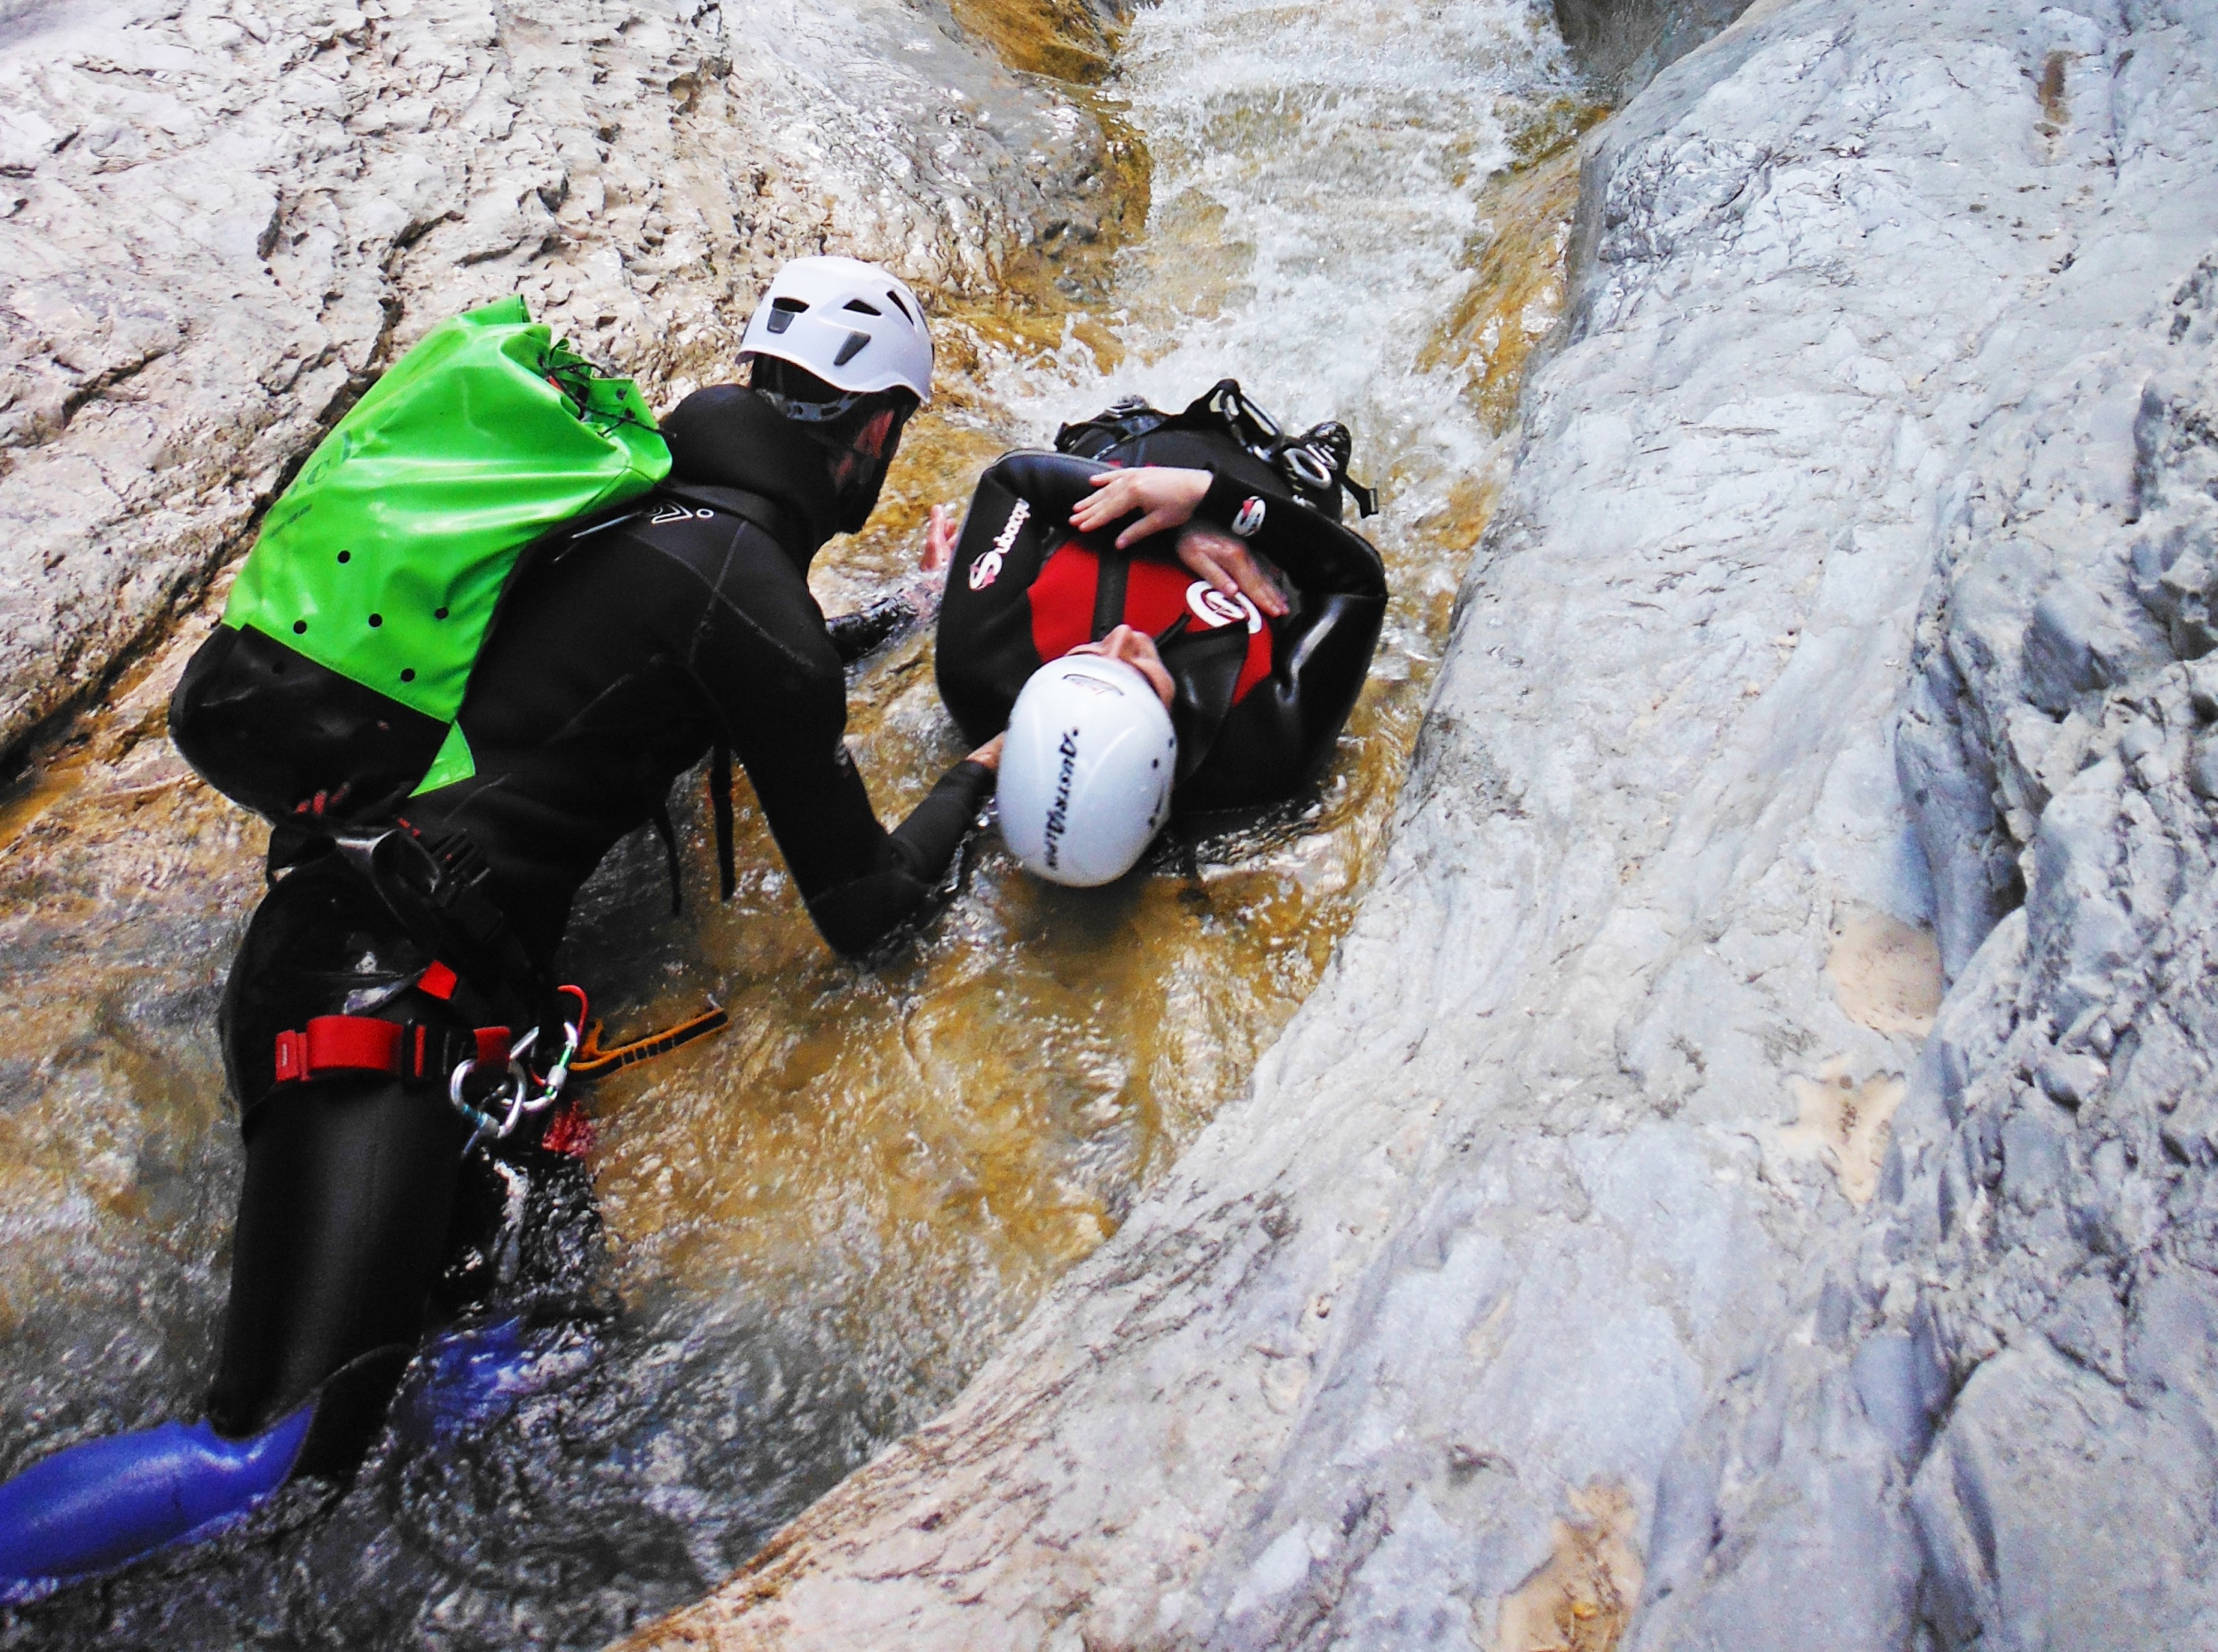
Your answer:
[0,0,1590,1643]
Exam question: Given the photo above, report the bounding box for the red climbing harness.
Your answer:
[268,974,730,1159]
[271,1016,512,1087]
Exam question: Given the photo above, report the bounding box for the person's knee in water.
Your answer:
[0,256,1000,1598]
[927,382,1389,886]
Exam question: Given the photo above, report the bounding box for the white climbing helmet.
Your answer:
[738,256,934,404]
[997,655,1177,887]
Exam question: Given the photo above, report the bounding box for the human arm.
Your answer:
[824,504,959,665]
[690,528,992,956]
[1172,590,1387,812]
[934,455,1097,745]
[1070,464,1383,610]
[1187,468,1386,601]
[737,704,995,956]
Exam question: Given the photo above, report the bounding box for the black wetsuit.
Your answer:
[174,384,988,1464]
[936,427,1386,814]
[400,386,987,964]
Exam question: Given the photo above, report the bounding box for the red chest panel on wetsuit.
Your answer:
[1026,542,1273,702]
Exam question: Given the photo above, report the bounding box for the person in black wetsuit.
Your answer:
[200,368,998,1468]
[0,257,996,1593]
[926,383,1387,879]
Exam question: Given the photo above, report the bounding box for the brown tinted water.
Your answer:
[0,0,1591,1642]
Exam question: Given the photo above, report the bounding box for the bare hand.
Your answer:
[968,732,1005,772]
[1177,525,1288,618]
[924,503,960,573]
[1069,466,1212,549]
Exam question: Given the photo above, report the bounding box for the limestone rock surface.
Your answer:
[629,1,2218,1648]
[0,0,1115,753]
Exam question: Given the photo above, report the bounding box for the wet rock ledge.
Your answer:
[632,1,2218,1648]
[0,0,1121,756]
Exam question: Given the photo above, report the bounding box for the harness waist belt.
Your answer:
[271,1016,511,1087]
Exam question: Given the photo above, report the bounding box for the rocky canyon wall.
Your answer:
[1549,0,1750,99]
[632,1,2218,1648]
[0,0,1120,756]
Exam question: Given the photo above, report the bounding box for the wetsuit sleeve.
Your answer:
[934,452,1105,744]
[983,450,1112,520]
[806,759,994,947]
[827,595,917,665]
[688,530,988,956]
[1176,591,1388,812]
[826,568,946,666]
[1194,468,1387,599]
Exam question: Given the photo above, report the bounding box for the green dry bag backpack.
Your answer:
[172,296,670,822]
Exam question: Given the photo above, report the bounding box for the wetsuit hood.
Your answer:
[660,384,844,567]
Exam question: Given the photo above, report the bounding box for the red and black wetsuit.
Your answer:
[936,425,1387,814]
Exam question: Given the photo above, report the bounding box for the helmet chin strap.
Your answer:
[833,451,894,533]
[814,402,908,533]
[755,385,870,425]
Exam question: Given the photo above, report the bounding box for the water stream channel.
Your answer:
[0,0,1587,1641]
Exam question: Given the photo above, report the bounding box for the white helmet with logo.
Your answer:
[997,656,1177,886]
[738,256,933,403]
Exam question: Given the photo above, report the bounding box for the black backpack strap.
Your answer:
[1169,379,1279,451]
[709,742,736,901]
[1160,624,1252,784]
[657,483,806,564]
[1053,382,1381,523]
[1090,555,1132,642]
[1054,394,1168,458]
[314,826,547,1028]
[1160,380,1380,519]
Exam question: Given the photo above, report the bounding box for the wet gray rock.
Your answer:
[0,0,1115,756]
[1550,0,1751,101]
[631,0,2218,1648]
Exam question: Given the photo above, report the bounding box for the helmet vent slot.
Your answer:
[842,298,883,316]
[832,330,870,366]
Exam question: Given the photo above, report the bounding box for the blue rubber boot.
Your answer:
[0,1405,311,1599]
[392,1317,530,1444]
[389,1316,603,1451]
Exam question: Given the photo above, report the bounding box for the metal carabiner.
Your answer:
[493,1027,544,1138]
[1280,443,1335,491]
[450,1057,506,1157]
[449,988,591,1159]
[531,1019,581,1108]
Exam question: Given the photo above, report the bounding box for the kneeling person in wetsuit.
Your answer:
[932,383,1387,884]
[0,258,998,1593]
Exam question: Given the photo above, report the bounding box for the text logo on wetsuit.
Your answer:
[970,499,1030,590]
[1186,580,1264,634]
[1231,496,1267,538]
